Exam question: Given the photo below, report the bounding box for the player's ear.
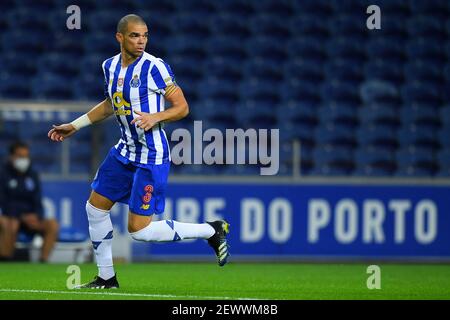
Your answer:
[115,32,123,44]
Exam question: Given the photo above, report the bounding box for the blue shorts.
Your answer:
[91,148,170,216]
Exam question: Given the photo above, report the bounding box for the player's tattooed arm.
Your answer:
[131,87,189,131]
[48,98,114,142]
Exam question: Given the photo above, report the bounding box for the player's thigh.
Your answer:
[5,217,20,235]
[20,213,42,232]
[89,190,115,211]
[90,151,135,210]
[129,163,170,217]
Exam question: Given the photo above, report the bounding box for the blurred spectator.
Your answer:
[0,141,59,262]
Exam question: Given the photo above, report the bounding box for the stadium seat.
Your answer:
[37,54,81,78]
[249,14,292,38]
[206,36,248,63]
[366,39,406,64]
[354,147,397,176]
[83,32,118,56]
[200,76,239,104]
[277,101,317,127]
[32,73,75,100]
[406,39,446,64]
[438,127,450,148]
[172,0,216,14]
[329,0,368,14]
[324,59,364,85]
[214,0,255,18]
[7,8,52,32]
[245,36,288,61]
[321,81,360,106]
[401,82,443,108]
[287,37,327,63]
[208,13,251,38]
[312,145,355,176]
[407,16,447,41]
[356,124,399,150]
[364,60,404,85]
[243,58,284,82]
[397,125,439,149]
[172,13,211,38]
[360,80,400,105]
[241,79,281,106]
[281,121,316,146]
[395,147,438,176]
[292,0,332,17]
[328,14,367,39]
[15,0,56,11]
[404,61,444,83]
[289,12,329,42]
[284,59,324,84]
[238,101,277,128]
[285,80,322,106]
[409,0,448,19]
[203,57,243,82]
[327,38,367,63]
[191,100,236,124]
[0,73,33,99]
[358,103,401,128]
[401,106,441,130]
[319,103,358,128]
[379,13,408,38]
[315,124,357,148]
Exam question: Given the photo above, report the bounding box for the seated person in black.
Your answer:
[0,141,59,262]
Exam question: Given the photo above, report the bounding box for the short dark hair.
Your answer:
[9,141,29,155]
[117,14,146,34]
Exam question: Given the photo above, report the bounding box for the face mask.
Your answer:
[13,157,30,173]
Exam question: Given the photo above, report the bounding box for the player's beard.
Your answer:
[124,46,143,59]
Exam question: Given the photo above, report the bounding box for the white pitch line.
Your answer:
[0,288,263,300]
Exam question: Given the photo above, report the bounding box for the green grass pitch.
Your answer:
[0,262,449,300]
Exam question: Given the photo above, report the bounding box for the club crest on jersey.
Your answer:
[130,74,141,88]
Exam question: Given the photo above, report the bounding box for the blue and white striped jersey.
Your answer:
[102,52,175,166]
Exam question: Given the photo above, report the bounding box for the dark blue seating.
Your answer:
[287,37,327,63]
[321,81,360,105]
[357,124,399,150]
[312,145,354,176]
[243,58,284,82]
[397,125,439,149]
[354,147,396,176]
[366,39,406,64]
[364,60,404,85]
[359,103,400,128]
[360,80,400,105]
[315,124,357,148]
[209,14,251,38]
[325,59,364,85]
[395,147,438,176]
[407,16,447,41]
[206,37,248,63]
[172,13,211,38]
[249,14,292,38]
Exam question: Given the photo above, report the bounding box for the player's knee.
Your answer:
[44,219,59,235]
[128,212,152,234]
[128,219,150,234]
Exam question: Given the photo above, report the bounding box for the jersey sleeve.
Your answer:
[102,60,110,99]
[148,59,177,95]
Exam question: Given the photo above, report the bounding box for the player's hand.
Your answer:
[47,123,77,142]
[131,110,161,131]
